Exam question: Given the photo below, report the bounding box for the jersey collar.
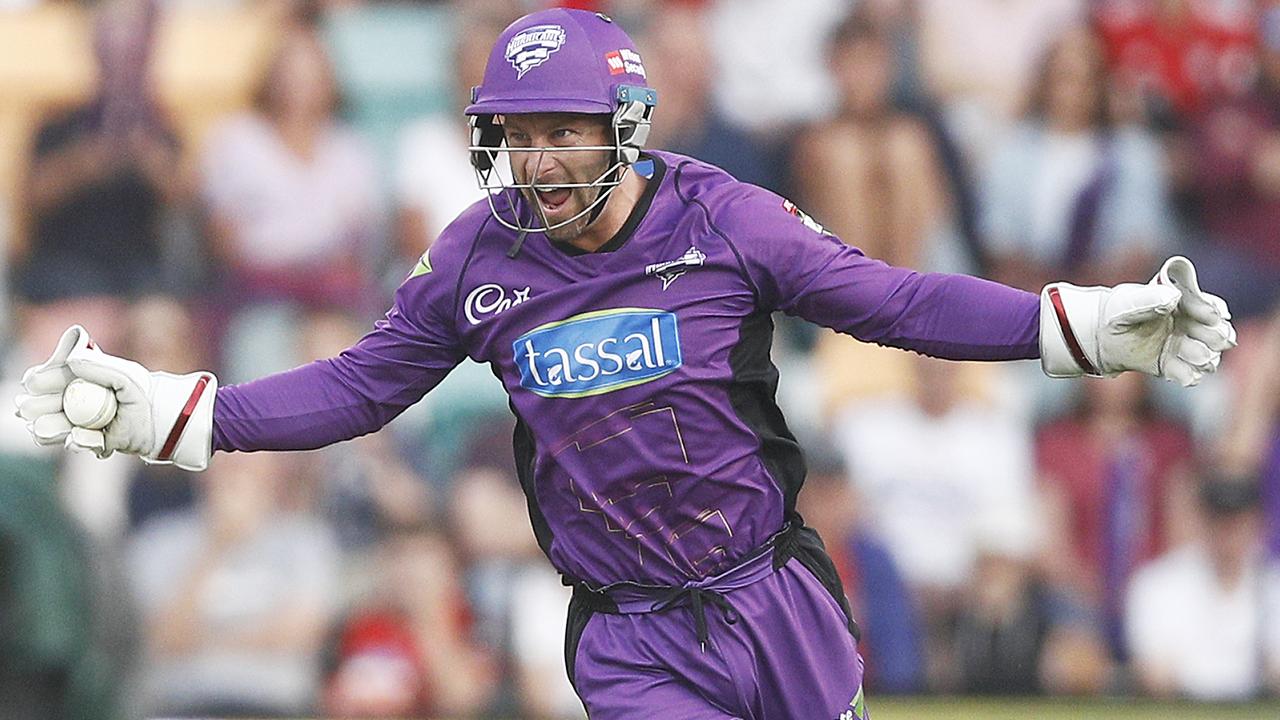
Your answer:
[551,152,666,257]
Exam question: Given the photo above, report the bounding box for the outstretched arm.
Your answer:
[214,304,463,452]
[15,247,475,470]
[715,185,1234,383]
[15,208,489,470]
[714,185,1039,360]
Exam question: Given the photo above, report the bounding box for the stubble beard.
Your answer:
[541,184,605,243]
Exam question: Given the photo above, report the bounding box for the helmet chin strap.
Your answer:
[582,165,623,228]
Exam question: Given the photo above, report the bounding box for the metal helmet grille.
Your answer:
[468,89,656,235]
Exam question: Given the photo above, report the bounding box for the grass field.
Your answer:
[867,697,1280,719]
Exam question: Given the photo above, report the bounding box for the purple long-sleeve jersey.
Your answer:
[214,151,1040,588]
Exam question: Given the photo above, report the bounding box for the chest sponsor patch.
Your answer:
[513,308,681,398]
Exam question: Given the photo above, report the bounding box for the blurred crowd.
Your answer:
[2,0,1280,718]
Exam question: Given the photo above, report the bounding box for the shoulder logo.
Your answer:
[506,25,566,79]
[409,248,432,278]
[645,246,705,290]
[466,283,531,325]
[782,199,831,235]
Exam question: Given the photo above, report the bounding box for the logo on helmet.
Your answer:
[506,24,566,79]
[604,49,646,77]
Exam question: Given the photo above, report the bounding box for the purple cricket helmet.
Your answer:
[466,8,658,235]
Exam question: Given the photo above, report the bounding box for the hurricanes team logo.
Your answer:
[645,247,705,290]
[506,25,566,79]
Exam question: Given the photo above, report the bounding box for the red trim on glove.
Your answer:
[1048,286,1100,375]
[157,375,210,461]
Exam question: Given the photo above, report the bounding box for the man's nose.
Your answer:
[520,149,553,182]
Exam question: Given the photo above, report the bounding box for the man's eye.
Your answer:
[507,132,530,145]
[552,129,577,140]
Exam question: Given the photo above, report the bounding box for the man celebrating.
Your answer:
[15,9,1235,719]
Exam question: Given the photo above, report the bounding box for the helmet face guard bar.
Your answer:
[468,84,657,235]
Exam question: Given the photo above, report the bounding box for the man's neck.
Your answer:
[562,168,648,253]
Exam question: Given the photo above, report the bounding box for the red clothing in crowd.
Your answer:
[1036,416,1193,598]
[1187,90,1280,270]
[1094,0,1257,114]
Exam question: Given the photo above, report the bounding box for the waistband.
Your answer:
[579,520,802,612]
[625,541,780,612]
[571,521,805,650]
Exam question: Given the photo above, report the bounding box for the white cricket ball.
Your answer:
[63,378,118,430]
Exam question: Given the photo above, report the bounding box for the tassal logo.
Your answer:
[512,308,682,398]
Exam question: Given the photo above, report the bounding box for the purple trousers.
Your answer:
[564,526,868,719]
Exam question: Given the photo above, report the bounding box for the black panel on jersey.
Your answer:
[499,367,560,571]
[667,157,807,519]
[726,310,807,518]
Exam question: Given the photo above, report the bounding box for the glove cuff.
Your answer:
[144,371,218,472]
[1040,283,1106,378]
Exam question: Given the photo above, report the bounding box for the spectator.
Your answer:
[981,25,1173,293]
[1036,372,1196,668]
[1218,308,1280,559]
[705,0,848,192]
[199,13,383,379]
[795,445,925,695]
[128,451,339,717]
[638,2,777,192]
[1094,0,1257,125]
[0,317,134,720]
[832,354,1036,689]
[448,426,580,717]
[952,517,1052,695]
[392,3,508,277]
[916,0,1081,164]
[706,0,846,132]
[792,12,950,270]
[14,0,188,354]
[1175,5,1280,319]
[124,297,206,532]
[0,453,123,720]
[1126,476,1280,700]
[322,523,495,718]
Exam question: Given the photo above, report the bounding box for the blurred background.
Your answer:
[2,0,1280,718]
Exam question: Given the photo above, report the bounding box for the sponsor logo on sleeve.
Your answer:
[506,25,566,79]
[782,199,831,235]
[513,308,681,398]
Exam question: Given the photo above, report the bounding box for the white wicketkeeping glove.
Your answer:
[14,325,218,471]
[1040,256,1236,386]
[14,324,94,447]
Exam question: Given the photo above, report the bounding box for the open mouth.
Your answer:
[535,187,572,213]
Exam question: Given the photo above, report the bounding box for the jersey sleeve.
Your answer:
[212,214,479,452]
[712,184,1041,361]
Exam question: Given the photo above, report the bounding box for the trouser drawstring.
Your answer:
[653,586,739,652]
